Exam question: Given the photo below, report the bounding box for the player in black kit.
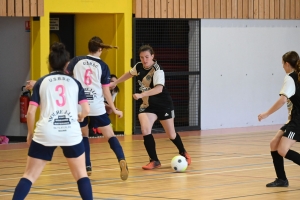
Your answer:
[259,51,300,187]
[111,45,191,170]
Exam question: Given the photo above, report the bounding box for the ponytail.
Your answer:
[297,59,300,83]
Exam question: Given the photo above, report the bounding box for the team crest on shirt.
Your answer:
[84,88,97,101]
[48,110,76,131]
[138,80,151,92]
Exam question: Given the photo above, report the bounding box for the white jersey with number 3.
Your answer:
[30,72,87,146]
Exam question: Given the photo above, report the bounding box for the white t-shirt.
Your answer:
[67,55,111,115]
[30,72,87,146]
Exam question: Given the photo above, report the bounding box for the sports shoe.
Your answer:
[86,166,92,176]
[119,160,129,181]
[142,160,161,170]
[266,178,289,187]
[181,151,191,165]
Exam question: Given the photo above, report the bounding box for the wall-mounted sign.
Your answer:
[25,21,30,32]
[50,18,59,30]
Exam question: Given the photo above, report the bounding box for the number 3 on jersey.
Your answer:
[55,85,66,107]
[84,69,93,85]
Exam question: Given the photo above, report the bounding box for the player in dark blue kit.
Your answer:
[259,51,300,187]
[111,45,191,170]
[12,43,92,200]
[66,36,128,180]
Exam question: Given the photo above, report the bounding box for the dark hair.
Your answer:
[138,45,155,55]
[110,74,119,93]
[88,36,118,53]
[282,51,300,82]
[48,42,70,71]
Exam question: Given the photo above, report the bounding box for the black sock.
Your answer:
[143,134,159,161]
[271,151,287,180]
[285,149,300,165]
[170,132,186,154]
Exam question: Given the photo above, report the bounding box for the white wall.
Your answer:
[0,17,30,136]
[201,19,300,130]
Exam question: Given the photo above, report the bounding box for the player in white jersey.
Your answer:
[66,36,128,180]
[259,51,300,187]
[12,43,92,200]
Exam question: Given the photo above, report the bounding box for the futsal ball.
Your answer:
[171,155,188,172]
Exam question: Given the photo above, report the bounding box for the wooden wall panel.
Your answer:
[15,0,23,17]
[149,0,155,18]
[179,0,185,18]
[203,0,209,18]
[0,0,6,16]
[191,0,198,18]
[243,0,249,18]
[284,0,290,19]
[269,0,275,19]
[197,0,203,18]
[249,0,254,18]
[7,0,15,16]
[161,0,167,18]
[23,0,30,17]
[174,0,180,18]
[168,0,174,18]
[237,0,243,19]
[133,0,300,19]
[185,0,192,18]
[296,0,300,19]
[264,0,269,19]
[31,0,37,16]
[141,0,148,18]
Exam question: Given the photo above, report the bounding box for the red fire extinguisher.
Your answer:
[20,86,31,123]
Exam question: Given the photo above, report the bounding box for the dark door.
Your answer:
[50,14,75,58]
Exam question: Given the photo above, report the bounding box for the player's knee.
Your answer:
[140,127,151,135]
[277,146,288,157]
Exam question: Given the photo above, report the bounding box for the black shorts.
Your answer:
[80,114,111,128]
[139,106,175,120]
[281,121,300,142]
[28,139,85,161]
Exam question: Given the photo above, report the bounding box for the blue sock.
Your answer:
[77,177,93,200]
[83,137,91,167]
[108,137,125,161]
[12,178,32,200]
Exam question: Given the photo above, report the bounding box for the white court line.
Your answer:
[0,153,272,181]
[0,163,297,197]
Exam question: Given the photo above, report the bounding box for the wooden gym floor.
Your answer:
[1,125,300,200]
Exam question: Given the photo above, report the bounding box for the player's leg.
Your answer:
[138,112,161,170]
[95,115,129,180]
[266,128,288,187]
[160,117,191,165]
[62,140,93,200]
[12,141,53,200]
[80,117,92,176]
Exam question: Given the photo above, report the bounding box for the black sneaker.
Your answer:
[266,178,289,187]
[86,166,92,176]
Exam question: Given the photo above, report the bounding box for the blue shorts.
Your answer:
[28,139,85,161]
[80,114,111,128]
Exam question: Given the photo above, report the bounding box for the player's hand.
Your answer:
[78,112,84,122]
[133,93,143,100]
[258,112,269,121]
[114,109,123,118]
[27,133,33,145]
[109,82,117,90]
[26,80,36,90]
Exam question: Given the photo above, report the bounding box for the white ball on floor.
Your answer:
[171,155,188,172]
